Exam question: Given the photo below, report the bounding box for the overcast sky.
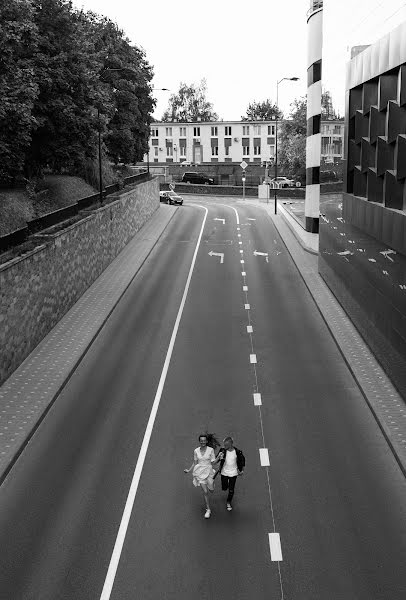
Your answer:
[73,0,406,120]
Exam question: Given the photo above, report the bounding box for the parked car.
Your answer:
[181,172,214,185]
[159,190,183,205]
[271,176,295,188]
[180,161,196,167]
[320,170,338,182]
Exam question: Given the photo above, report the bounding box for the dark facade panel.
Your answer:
[362,79,378,115]
[376,136,394,176]
[369,106,386,144]
[396,134,406,179]
[307,59,321,86]
[306,114,321,136]
[361,137,376,173]
[378,72,398,111]
[306,166,320,185]
[354,110,369,143]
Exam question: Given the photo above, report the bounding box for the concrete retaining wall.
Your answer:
[0,178,159,385]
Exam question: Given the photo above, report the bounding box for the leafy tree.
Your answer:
[161,79,218,122]
[0,0,39,182]
[278,97,307,179]
[94,20,155,164]
[241,99,282,121]
[322,89,341,120]
[26,0,103,177]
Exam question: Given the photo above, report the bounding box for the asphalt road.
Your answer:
[0,197,406,599]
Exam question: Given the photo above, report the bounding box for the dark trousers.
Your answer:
[221,475,237,504]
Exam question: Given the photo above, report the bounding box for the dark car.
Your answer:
[320,170,338,182]
[159,190,183,205]
[181,172,214,185]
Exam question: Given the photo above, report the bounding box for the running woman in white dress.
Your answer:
[184,433,221,519]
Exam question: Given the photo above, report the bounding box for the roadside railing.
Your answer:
[0,170,150,253]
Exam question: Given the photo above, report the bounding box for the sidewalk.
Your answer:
[0,205,177,483]
[243,198,406,476]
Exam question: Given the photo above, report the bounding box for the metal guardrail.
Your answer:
[0,227,29,252]
[27,203,79,233]
[0,170,150,252]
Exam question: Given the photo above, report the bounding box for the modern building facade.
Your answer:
[144,120,277,164]
[319,22,406,401]
[144,119,344,166]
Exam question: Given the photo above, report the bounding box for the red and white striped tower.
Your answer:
[305,0,323,233]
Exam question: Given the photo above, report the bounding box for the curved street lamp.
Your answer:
[274,77,299,214]
[147,88,170,172]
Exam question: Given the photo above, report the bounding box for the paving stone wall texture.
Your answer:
[0,178,159,385]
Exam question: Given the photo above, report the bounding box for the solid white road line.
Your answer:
[243,285,248,291]
[244,303,250,310]
[99,205,208,600]
[247,325,253,333]
[259,448,270,467]
[253,392,262,406]
[250,354,257,364]
[268,533,283,562]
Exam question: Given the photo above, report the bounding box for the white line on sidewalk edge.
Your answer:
[259,448,270,466]
[268,533,283,562]
[253,392,262,405]
[99,205,208,600]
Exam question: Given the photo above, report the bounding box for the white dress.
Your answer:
[192,446,216,489]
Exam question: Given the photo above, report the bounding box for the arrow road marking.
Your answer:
[380,249,396,261]
[214,218,225,224]
[254,250,269,263]
[208,251,224,263]
[337,250,353,256]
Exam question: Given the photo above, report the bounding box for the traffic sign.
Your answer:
[240,160,248,170]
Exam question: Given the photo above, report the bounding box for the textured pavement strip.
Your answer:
[243,199,406,472]
[0,205,177,481]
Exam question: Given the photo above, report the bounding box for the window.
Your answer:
[179,127,187,136]
[154,147,158,156]
[224,138,232,156]
[151,128,159,137]
[253,125,261,135]
[211,126,218,136]
[166,145,173,156]
[225,126,232,136]
[243,125,250,135]
[180,146,186,156]
[165,127,172,136]
[333,125,342,134]
[254,145,261,155]
[193,127,200,136]
[211,145,219,156]
[243,145,250,156]
[321,124,329,135]
[267,125,275,136]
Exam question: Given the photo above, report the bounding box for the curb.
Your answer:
[268,212,406,480]
[0,208,178,487]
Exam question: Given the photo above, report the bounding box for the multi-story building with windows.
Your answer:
[145,120,277,164]
[321,120,344,164]
[145,119,344,164]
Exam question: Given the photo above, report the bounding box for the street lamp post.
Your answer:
[149,88,170,173]
[274,76,299,214]
[97,67,139,205]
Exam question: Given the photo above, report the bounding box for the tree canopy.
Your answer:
[278,97,307,180]
[0,0,154,184]
[161,79,218,122]
[241,99,282,121]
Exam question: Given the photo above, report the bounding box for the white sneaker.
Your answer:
[226,503,232,511]
[204,509,211,519]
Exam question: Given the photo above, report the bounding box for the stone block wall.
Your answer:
[0,178,159,385]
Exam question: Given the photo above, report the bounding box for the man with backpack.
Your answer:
[215,436,246,511]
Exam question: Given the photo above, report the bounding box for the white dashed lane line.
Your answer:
[268,533,283,562]
[259,448,270,467]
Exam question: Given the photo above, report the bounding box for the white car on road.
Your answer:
[272,176,296,188]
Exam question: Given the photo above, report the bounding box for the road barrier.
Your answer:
[0,171,150,252]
